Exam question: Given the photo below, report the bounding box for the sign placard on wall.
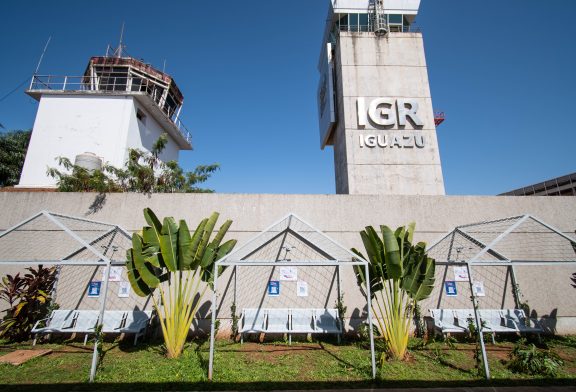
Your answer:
[88,281,101,297]
[453,266,469,282]
[118,281,131,298]
[472,281,486,297]
[268,281,280,296]
[279,267,297,281]
[103,267,122,282]
[297,281,308,297]
[444,281,457,297]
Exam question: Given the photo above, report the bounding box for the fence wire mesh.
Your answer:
[0,211,145,381]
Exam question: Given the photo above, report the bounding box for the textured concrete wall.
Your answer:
[0,193,574,333]
[331,32,445,195]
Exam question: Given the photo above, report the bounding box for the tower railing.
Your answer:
[337,24,421,33]
[28,74,192,145]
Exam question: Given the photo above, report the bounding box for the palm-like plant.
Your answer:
[352,223,435,361]
[126,208,236,358]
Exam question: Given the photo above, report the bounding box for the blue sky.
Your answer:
[1,1,575,195]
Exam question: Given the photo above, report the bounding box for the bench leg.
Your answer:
[33,334,37,346]
[84,334,89,346]
[289,334,291,345]
[491,333,495,345]
[241,333,243,345]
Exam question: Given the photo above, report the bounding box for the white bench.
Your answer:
[240,308,342,344]
[32,310,152,345]
[429,308,543,342]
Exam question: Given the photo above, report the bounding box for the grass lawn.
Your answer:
[0,336,575,390]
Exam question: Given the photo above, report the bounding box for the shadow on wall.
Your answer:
[528,307,558,335]
[86,193,107,216]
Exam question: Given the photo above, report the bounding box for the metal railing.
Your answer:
[28,74,192,145]
[337,24,421,33]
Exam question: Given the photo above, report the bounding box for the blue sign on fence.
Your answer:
[445,281,457,297]
[88,281,101,297]
[268,280,280,296]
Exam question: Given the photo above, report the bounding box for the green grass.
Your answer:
[0,336,575,390]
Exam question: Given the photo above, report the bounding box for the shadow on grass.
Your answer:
[1,378,576,391]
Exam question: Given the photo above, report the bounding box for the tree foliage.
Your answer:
[0,129,32,187]
[47,134,219,193]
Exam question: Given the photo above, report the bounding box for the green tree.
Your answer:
[0,130,31,187]
[47,133,219,193]
[126,208,236,358]
[352,223,435,361]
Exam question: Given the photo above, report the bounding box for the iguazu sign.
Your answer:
[357,97,425,149]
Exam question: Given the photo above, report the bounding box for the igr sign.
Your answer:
[357,98,423,128]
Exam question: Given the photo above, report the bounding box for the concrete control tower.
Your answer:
[317,0,445,195]
[19,50,192,187]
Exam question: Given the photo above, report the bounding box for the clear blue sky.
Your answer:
[1,1,575,195]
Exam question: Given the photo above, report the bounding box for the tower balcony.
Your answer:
[26,56,192,150]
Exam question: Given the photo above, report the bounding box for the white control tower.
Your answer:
[318,0,445,195]
[19,52,192,187]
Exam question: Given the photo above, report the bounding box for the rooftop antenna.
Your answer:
[34,36,52,75]
[117,22,125,58]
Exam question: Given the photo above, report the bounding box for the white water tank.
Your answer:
[74,152,103,172]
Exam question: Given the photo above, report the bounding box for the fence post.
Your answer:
[466,262,490,379]
[89,261,112,382]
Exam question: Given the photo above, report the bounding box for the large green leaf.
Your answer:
[178,219,193,269]
[381,225,402,280]
[210,219,232,249]
[126,249,153,297]
[143,208,162,245]
[131,234,160,288]
[215,239,237,261]
[159,217,179,272]
[195,213,219,262]
[189,219,207,269]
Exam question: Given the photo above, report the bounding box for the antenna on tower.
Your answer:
[34,36,52,75]
[117,22,125,58]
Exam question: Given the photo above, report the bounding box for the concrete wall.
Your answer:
[19,95,179,187]
[331,32,445,195]
[0,192,574,334]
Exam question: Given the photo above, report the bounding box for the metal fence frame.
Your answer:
[0,211,131,382]
[427,214,576,379]
[207,213,377,380]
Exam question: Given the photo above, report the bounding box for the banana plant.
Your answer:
[352,222,435,361]
[126,208,236,358]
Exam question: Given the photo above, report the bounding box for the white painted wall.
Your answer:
[19,95,180,187]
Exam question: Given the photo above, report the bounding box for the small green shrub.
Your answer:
[0,266,57,342]
[507,338,563,377]
[230,302,239,340]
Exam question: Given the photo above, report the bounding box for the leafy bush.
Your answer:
[0,266,57,342]
[47,133,219,193]
[508,339,563,377]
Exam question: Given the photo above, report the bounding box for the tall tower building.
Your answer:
[317,0,445,195]
[19,52,192,187]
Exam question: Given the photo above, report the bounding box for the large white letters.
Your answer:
[357,97,424,128]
